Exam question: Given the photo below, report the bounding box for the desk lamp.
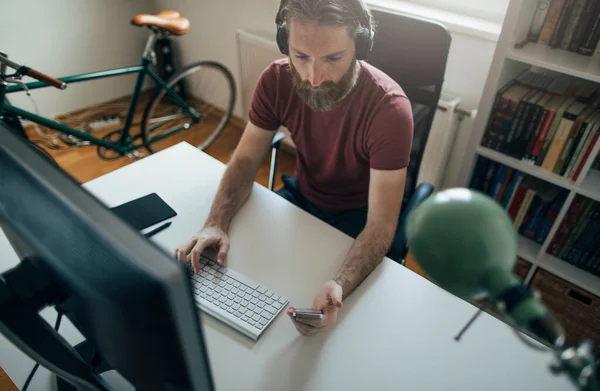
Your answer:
[405,188,598,391]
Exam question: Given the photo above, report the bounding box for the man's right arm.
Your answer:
[175,121,276,272]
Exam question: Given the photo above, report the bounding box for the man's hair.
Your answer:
[280,0,376,38]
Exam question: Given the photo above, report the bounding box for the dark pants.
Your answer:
[275,174,403,262]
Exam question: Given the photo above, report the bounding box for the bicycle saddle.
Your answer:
[131,10,190,36]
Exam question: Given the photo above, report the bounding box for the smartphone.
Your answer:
[292,308,323,320]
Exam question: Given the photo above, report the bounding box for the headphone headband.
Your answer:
[275,0,372,34]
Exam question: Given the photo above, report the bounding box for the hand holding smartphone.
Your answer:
[291,308,323,320]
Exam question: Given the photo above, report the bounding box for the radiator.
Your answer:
[236,29,467,190]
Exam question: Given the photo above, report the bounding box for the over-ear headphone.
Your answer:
[275,0,375,60]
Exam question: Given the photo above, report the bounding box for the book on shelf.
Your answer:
[469,157,567,246]
[526,0,600,56]
[480,69,600,179]
[547,194,600,276]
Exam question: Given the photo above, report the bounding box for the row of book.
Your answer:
[470,157,567,245]
[481,70,600,179]
[547,194,600,277]
[526,0,600,56]
[470,157,600,277]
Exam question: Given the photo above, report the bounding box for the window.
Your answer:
[404,0,510,24]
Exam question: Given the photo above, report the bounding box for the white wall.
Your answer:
[155,0,498,114]
[1,0,157,117]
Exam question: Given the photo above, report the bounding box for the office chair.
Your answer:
[268,7,451,264]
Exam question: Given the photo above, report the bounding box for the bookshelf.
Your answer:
[458,0,600,299]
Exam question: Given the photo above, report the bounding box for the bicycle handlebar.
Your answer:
[0,55,66,90]
[20,66,66,90]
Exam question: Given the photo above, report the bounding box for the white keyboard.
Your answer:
[187,255,288,340]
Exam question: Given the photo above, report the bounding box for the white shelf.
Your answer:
[506,43,600,84]
[517,235,540,263]
[537,253,600,297]
[577,169,600,202]
[476,146,576,190]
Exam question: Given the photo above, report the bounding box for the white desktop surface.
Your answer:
[0,142,572,390]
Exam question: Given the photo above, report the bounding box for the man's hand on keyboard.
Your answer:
[287,280,343,336]
[175,226,230,273]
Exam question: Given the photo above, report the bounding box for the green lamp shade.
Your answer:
[405,188,519,300]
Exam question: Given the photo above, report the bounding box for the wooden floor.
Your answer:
[0,96,425,390]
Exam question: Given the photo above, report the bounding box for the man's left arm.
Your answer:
[287,168,406,336]
[334,167,406,299]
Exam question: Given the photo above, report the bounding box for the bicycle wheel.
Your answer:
[141,61,236,154]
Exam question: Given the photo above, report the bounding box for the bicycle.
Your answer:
[0,10,237,161]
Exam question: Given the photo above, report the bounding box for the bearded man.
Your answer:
[176,0,414,336]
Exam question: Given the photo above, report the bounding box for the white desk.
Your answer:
[0,142,573,390]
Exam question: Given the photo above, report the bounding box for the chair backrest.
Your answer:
[367,7,451,209]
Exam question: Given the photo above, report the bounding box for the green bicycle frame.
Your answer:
[1,56,198,155]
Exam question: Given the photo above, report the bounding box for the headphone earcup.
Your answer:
[276,24,289,55]
[354,26,374,60]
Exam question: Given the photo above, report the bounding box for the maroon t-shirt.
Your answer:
[249,58,413,212]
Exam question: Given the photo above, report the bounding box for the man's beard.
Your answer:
[290,59,360,111]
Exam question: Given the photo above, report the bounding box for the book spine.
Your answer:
[508,184,528,221]
[551,0,575,47]
[568,0,596,52]
[528,0,552,42]
[573,131,599,181]
[531,109,557,160]
[558,199,594,259]
[578,1,600,55]
[524,108,549,162]
[557,122,588,175]
[560,0,587,49]
[548,195,585,254]
[539,0,567,46]
[566,121,595,178]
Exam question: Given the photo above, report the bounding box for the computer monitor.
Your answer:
[0,123,214,390]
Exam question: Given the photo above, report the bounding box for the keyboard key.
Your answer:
[265,290,274,298]
[215,272,223,278]
[233,281,241,288]
[234,311,243,318]
[258,318,268,326]
[208,283,217,290]
[242,315,249,322]
[207,268,216,274]
[260,309,273,319]
[250,298,258,305]
[264,305,278,315]
[227,293,235,300]
[266,298,274,306]
[239,307,248,315]
[207,296,214,302]
[248,304,256,311]
[244,294,253,301]
[248,320,256,326]
[223,284,232,291]
[252,291,260,298]
[241,300,249,307]
[252,314,261,322]
[233,297,242,304]
[213,294,221,301]
[226,299,234,306]
[257,287,268,294]
[231,287,239,295]
[259,294,267,301]
[272,294,281,301]
[219,302,228,310]
[278,297,287,305]
[215,287,223,293]
[256,302,266,308]
[227,307,234,314]
[219,296,226,303]
[233,303,240,311]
